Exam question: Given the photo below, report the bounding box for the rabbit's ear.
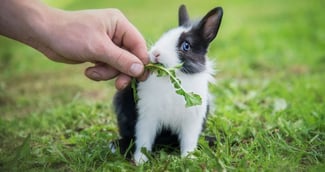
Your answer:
[198,7,223,43]
[178,4,189,26]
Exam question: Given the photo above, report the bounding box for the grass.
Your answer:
[0,0,324,171]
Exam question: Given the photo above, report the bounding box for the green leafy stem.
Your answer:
[132,63,202,107]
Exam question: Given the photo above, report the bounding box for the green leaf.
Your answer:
[184,92,202,107]
[131,63,202,107]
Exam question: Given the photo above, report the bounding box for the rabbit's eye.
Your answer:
[181,41,191,51]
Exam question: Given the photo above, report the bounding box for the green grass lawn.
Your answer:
[1,0,324,171]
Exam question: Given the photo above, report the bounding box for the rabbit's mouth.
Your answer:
[148,51,181,69]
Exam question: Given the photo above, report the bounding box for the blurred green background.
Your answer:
[0,0,324,171]
[1,0,323,118]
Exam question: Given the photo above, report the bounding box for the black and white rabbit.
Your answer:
[113,5,223,164]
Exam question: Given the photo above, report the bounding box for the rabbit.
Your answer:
[113,4,223,164]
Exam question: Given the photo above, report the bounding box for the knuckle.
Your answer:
[107,9,123,19]
[114,50,127,68]
[111,9,122,15]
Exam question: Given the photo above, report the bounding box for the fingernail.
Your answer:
[129,63,143,76]
[90,71,102,81]
[119,82,128,90]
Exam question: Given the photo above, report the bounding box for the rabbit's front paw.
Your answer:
[134,151,148,165]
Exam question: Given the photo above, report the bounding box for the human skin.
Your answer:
[0,0,149,90]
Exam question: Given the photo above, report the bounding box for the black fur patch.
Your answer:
[113,84,138,139]
[177,26,209,74]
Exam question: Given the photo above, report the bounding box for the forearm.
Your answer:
[0,0,52,48]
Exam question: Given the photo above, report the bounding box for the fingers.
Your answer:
[84,63,119,81]
[97,39,145,77]
[84,63,136,90]
[76,9,149,85]
[116,25,149,64]
[115,73,132,90]
[109,10,149,64]
[138,70,149,81]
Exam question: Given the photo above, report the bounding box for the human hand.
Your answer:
[36,8,148,90]
[0,1,148,90]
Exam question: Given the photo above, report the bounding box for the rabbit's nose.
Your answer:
[151,50,160,63]
[153,51,160,58]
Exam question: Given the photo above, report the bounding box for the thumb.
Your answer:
[98,40,145,77]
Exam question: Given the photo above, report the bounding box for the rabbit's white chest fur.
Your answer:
[137,71,210,131]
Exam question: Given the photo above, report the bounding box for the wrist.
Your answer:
[19,1,54,49]
[0,0,55,49]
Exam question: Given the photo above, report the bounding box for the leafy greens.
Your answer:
[132,63,202,107]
